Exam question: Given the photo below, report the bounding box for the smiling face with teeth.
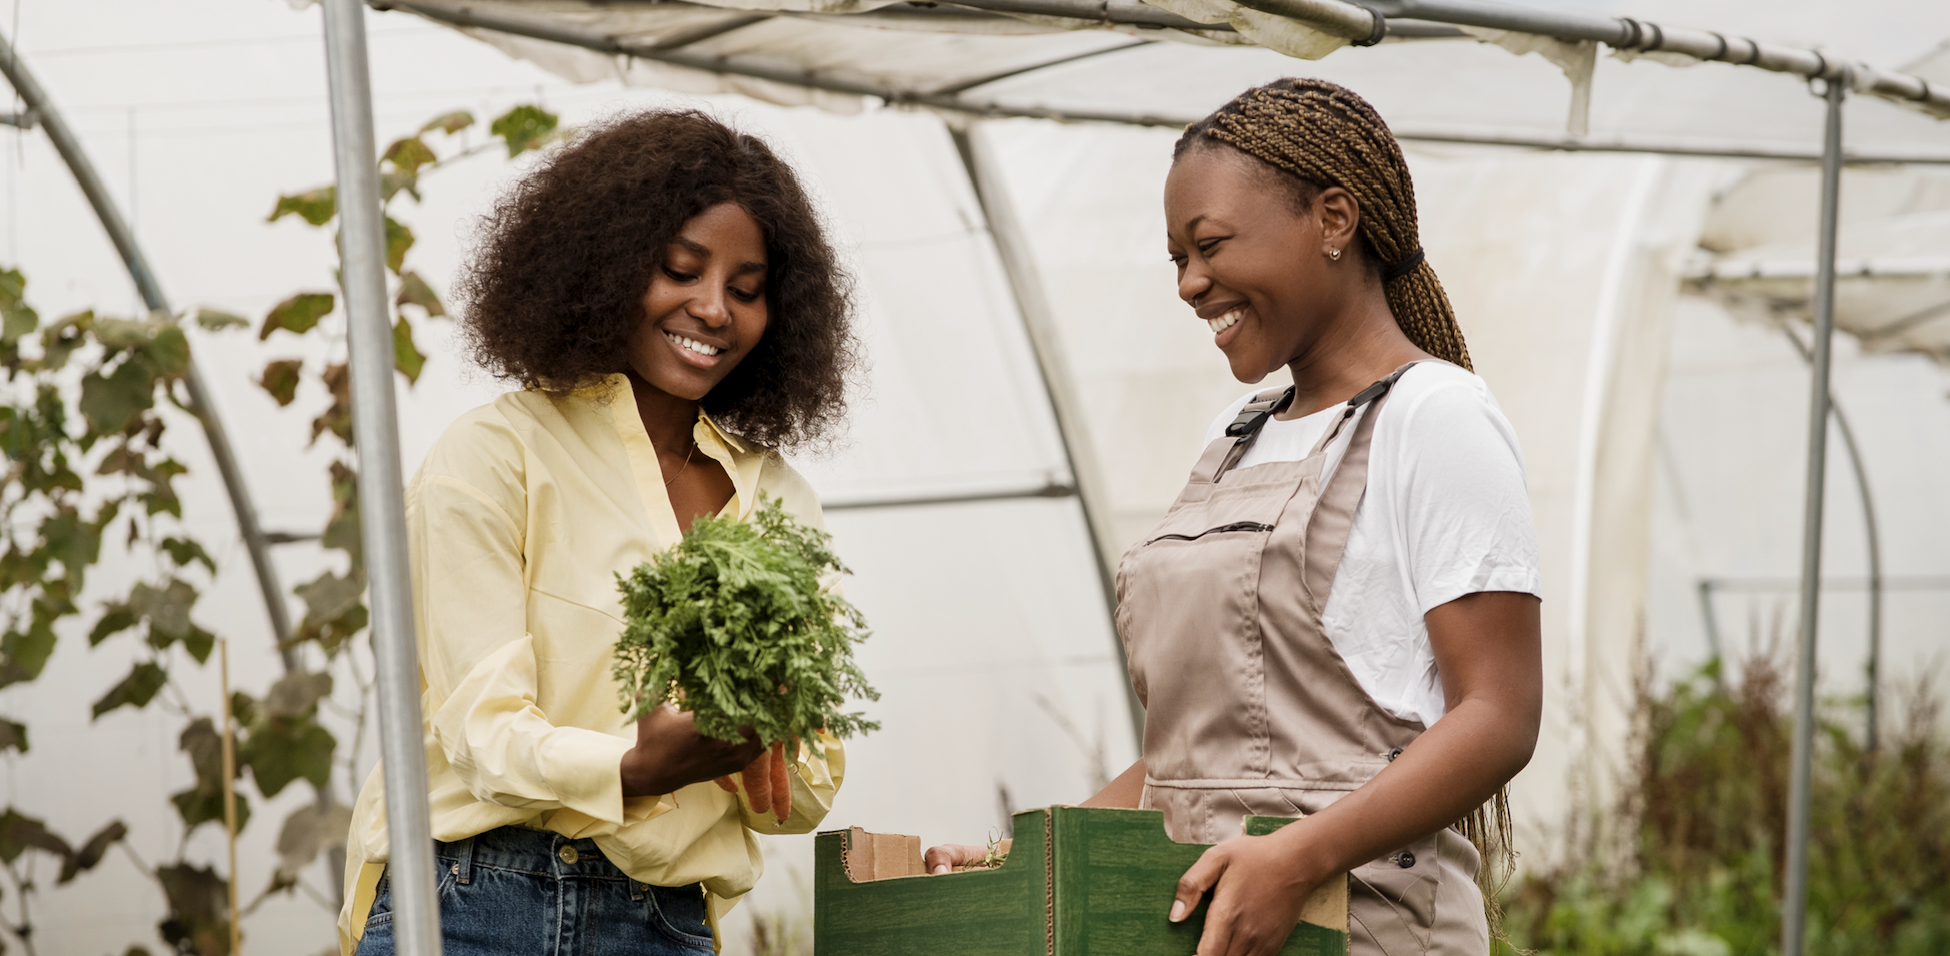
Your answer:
[1165,144,1407,393]
[625,201,771,405]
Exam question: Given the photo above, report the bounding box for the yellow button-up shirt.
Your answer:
[338,374,844,953]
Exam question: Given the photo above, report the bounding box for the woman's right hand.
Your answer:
[923,842,1006,875]
[620,704,767,797]
[923,759,1147,874]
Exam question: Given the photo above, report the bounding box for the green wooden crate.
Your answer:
[814,806,1348,956]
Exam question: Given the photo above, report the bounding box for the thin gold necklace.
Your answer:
[663,439,697,487]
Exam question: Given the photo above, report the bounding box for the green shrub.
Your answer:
[1500,656,1950,955]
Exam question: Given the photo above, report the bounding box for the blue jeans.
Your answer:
[355,827,714,956]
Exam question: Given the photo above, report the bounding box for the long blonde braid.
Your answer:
[1176,77,1473,372]
[1176,78,1514,926]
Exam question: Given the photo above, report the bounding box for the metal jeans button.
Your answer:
[1396,850,1415,868]
[559,844,580,865]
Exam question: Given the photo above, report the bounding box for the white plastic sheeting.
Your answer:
[409,0,1950,155]
[7,1,1950,952]
[1689,165,1950,365]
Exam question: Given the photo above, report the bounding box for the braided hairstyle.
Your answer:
[1174,77,1472,372]
[1178,77,1512,924]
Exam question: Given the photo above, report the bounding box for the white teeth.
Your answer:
[665,332,722,356]
[1207,308,1243,334]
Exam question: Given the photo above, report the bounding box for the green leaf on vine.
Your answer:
[380,167,420,204]
[491,104,559,157]
[156,862,230,956]
[59,819,127,884]
[2,620,58,681]
[179,717,225,790]
[41,310,95,370]
[240,716,335,798]
[383,135,438,176]
[130,578,197,645]
[393,315,425,384]
[258,359,304,407]
[189,308,250,332]
[94,315,159,350]
[41,509,103,577]
[311,364,352,446]
[268,185,337,226]
[421,110,474,135]
[160,537,216,574]
[91,661,167,719]
[260,292,334,340]
[395,271,445,318]
[1,276,37,344]
[384,216,415,275]
[263,670,332,718]
[231,692,257,727]
[0,719,26,754]
[143,325,190,378]
[79,356,158,435]
[169,787,250,837]
[182,624,216,665]
[275,801,353,876]
[297,570,364,627]
[0,807,73,864]
[89,604,137,646]
[321,494,361,560]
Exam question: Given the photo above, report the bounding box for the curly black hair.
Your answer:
[455,109,859,451]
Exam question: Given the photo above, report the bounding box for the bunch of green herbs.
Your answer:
[613,496,878,750]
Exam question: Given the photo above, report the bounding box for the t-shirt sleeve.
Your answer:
[1388,379,1542,614]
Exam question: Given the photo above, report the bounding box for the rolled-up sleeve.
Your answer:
[411,470,635,825]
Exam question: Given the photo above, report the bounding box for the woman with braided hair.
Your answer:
[930,78,1542,956]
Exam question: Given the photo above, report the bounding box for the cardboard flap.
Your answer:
[843,827,926,882]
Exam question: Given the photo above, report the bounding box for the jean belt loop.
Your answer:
[629,875,646,902]
[452,833,475,884]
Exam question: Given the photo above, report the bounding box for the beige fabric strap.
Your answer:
[1196,386,1291,482]
[1301,363,1421,610]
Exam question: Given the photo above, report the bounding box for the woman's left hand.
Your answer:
[1169,831,1321,956]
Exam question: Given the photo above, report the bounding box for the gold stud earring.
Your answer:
[1328,248,1342,261]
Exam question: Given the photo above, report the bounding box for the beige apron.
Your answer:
[1115,363,1488,955]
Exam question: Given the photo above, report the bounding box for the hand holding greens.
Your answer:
[613,497,879,751]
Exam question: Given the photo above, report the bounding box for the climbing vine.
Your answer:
[0,103,559,955]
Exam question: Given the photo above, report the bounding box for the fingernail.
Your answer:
[1169,900,1186,922]
[932,865,949,875]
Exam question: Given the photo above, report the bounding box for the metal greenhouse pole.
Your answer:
[0,28,297,662]
[319,1,443,953]
[1783,70,1848,956]
[951,123,1146,746]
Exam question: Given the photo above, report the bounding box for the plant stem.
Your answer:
[220,638,241,955]
[0,860,35,956]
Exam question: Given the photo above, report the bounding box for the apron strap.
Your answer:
[1194,385,1292,482]
[1302,362,1423,608]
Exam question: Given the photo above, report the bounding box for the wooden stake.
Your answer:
[220,638,241,956]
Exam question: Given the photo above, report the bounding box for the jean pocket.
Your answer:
[364,873,395,929]
[646,884,714,951]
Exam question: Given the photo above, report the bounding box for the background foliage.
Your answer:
[1497,652,1950,956]
[0,103,557,955]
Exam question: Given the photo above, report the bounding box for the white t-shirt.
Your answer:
[1200,362,1541,727]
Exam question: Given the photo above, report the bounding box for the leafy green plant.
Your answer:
[1498,653,1950,956]
[0,100,560,955]
[613,497,879,749]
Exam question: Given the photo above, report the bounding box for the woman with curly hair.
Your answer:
[338,109,860,956]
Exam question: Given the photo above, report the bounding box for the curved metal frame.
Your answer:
[0,31,296,660]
